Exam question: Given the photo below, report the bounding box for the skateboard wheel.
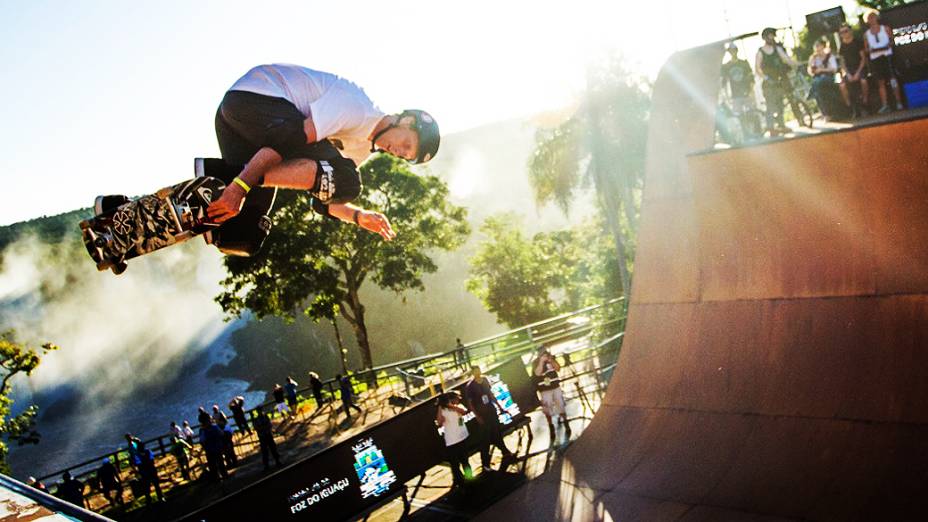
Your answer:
[111,262,128,275]
[94,237,107,248]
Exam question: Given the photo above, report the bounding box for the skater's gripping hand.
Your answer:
[357,211,396,241]
[207,183,247,223]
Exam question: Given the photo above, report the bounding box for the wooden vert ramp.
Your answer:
[477,42,928,521]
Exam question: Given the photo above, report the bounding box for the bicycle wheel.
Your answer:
[790,99,815,128]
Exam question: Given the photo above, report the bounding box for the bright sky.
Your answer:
[0,0,860,225]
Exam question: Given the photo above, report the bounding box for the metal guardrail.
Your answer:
[35,298,625,512]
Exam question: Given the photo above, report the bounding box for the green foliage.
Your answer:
[216,154,470,368]
[857,0,912,11]
[0,332,58,474]
[0,209,92,252]
[528,56,650,296]
[467,214,620,328]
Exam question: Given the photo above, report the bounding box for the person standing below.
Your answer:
[284,376,299,414]
[181,420,196,445]
[26,477,48,492]
[170,421,184,441]
[199,420,228,481]
[837,23,870,118]
[136,442,164,504]
[253,409,282,471]
[463,367,515,472]
[56,471,85,508]
[756,27,799,136]
[436,392,472,488]
[124,433,143,470]
[807,37,840,120]
[533,345,571,444]
[221,422,238,469]
[308,371,325,409]
[864,9,904,113]
[272,384,290,417]
[197,407,212,427]
[453,338,470,370]
[337,374,363,418]
[97,457,123,506]
[212,404,229,429]
[170,436,193,481]
[229,396,250,434]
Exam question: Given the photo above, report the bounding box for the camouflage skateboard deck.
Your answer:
[80,176,225,274]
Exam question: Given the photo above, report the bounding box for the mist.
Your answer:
[0,232,249,477]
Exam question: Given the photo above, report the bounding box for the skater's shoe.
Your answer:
[94,195,130,216]
[878,104,891,114]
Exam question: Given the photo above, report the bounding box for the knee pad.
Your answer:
[213,214,273,257]
[310,157,361,205]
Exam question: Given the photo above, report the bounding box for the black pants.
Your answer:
[212,90,347,256]
[476,411,511,467]
[205,450,228,479]
[343,398,362,416]
[259,435,281,468]
[446,440,472,485]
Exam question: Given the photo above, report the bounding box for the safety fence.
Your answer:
[36,298,625,515]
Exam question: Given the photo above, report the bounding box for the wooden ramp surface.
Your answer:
[477,42,928,521]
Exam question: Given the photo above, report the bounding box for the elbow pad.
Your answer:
[310,197,338,220]
[310,156,362,205]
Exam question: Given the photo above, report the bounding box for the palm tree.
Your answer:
[528,59,650,298]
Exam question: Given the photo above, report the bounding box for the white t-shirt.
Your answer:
[229,64,385,165]
[440,408,469,446]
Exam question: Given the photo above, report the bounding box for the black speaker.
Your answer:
[806,6,847,36]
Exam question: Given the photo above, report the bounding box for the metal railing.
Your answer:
[35,298,625,513]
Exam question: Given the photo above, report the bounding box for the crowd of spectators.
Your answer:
[720,8,906,140]
[39,369,342,511]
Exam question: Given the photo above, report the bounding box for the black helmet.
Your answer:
[401,109,440,164]
[371,109,440,164]
[761,27,777,39]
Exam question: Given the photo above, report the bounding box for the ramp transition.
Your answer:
[477,42,928,521]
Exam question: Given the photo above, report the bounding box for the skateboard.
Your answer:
[80,176,225,274]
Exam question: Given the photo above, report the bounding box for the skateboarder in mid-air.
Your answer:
[81,64,439,273]
[205,63,441,255]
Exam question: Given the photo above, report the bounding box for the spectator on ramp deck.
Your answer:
[756,27,798,136]
[838,23,869,118]
[864,9,904,113]
[807,37,840,121]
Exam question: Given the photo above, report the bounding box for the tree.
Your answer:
[0,332,58,473]
[467,214,620,328]
[528,57,650,298]
[216,155,470,369]
[857,0,911,10]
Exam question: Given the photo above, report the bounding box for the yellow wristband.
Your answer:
[232,177,251,193]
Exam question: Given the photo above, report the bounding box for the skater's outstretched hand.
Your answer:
[357,210,396,241]
[207,183,247,223]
